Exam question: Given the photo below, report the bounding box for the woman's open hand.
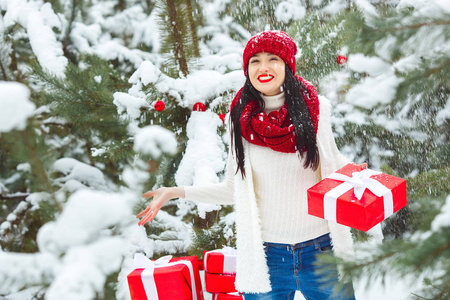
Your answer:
[137,187,185,226]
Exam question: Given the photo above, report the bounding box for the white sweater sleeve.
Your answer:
[183,147,235,205]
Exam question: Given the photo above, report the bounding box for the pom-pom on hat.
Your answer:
[243,30,297,75]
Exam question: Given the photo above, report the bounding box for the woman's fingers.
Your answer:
[138,211,153,226]
[137,190,157,219]
[137,187,174,226]
[143,190,155,198]
[137,206,158,225]
[136,205,151,218]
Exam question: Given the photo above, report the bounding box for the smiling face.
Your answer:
[248,52,286,96]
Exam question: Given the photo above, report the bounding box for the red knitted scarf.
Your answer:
[230,76,320,153]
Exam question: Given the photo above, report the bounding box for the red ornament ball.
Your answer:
[154,100,165,111]
[193,102,206,112]
[219,113,226,124]
[336,55,347,65]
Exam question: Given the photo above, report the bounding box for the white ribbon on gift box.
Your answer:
[212,292,242,300]
[133,253,198,300]
[204,247,237,274]
[323,169,394,222]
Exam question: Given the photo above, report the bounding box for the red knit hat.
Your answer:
[243,30,297,75]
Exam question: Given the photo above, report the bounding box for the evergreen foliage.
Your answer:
[322,2,450,298]
[287,10,349,88]
[229,0,284,33]
[157,0,201,77]
[0,0,449,298]
[32,55,132,179]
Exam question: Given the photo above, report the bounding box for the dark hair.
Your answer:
[230,65,319,178]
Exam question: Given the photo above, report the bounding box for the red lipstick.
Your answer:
[257,74,274,83]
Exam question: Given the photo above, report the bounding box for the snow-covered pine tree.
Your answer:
[323,1,450,298]
[0,0,191,298]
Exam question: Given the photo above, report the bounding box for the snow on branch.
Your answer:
[133,125,178,160]
[2,1,67,78]
[175,111,226,218]
[0,81,35,133]
[128,60,245,108]
[345,53,403,110]
[52,158,108,192]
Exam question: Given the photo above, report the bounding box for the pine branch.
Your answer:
[379,20,450,32]
[436,286,450,300]
[0,61,8,81]
[62,0,80,63]
[410,176,450,198]
[346,251,397,272]
[19,129,61,212]
[410,293,430,300]
[166,0,189,76]
[115,0,126,11]
[85,140,95,167]
[0,194,29,202]
[184,0,200,57]
[416,241,450,269]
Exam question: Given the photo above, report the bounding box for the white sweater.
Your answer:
[183,95,354,293]
[250,93,330,243]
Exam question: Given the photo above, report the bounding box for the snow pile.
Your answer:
[387,0,449,70]
[113,92,149,119]
[175,111,227,218]
[0,81,35,132]
[397,0,450,17]
[431,195,450,231]
[52,158,108,192]
[436,96,450,125]
[0,190,136,300]
[2,1,67,78]
[40,190,135,300]
[321,0,350,15]
[37,190,133,254]
[275,0,306,23]
[346,54,403,109]
[0,250,59,295]
[128,60,245,108]
[133,125,178,159]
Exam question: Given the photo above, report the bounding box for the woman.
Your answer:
[137,31,357,300]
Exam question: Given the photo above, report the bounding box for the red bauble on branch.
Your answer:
[219,113,226,124]
[154,100,165,111]
[193,102,206,112]
[336,55,347,65]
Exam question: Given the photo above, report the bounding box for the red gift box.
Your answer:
[203,247,237,274]
[212,292,243,300]
[307,163,407,232]
[198,257,204,271]
[205,272,237,293]
[127,254,204,300]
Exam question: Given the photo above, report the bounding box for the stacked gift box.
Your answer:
[203,247,243,300]
[127,254,205,300]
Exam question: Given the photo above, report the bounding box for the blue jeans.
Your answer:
[244,233,356,300]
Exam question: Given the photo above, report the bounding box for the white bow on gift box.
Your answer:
[133,253,197,300]
[324,169,394,222]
